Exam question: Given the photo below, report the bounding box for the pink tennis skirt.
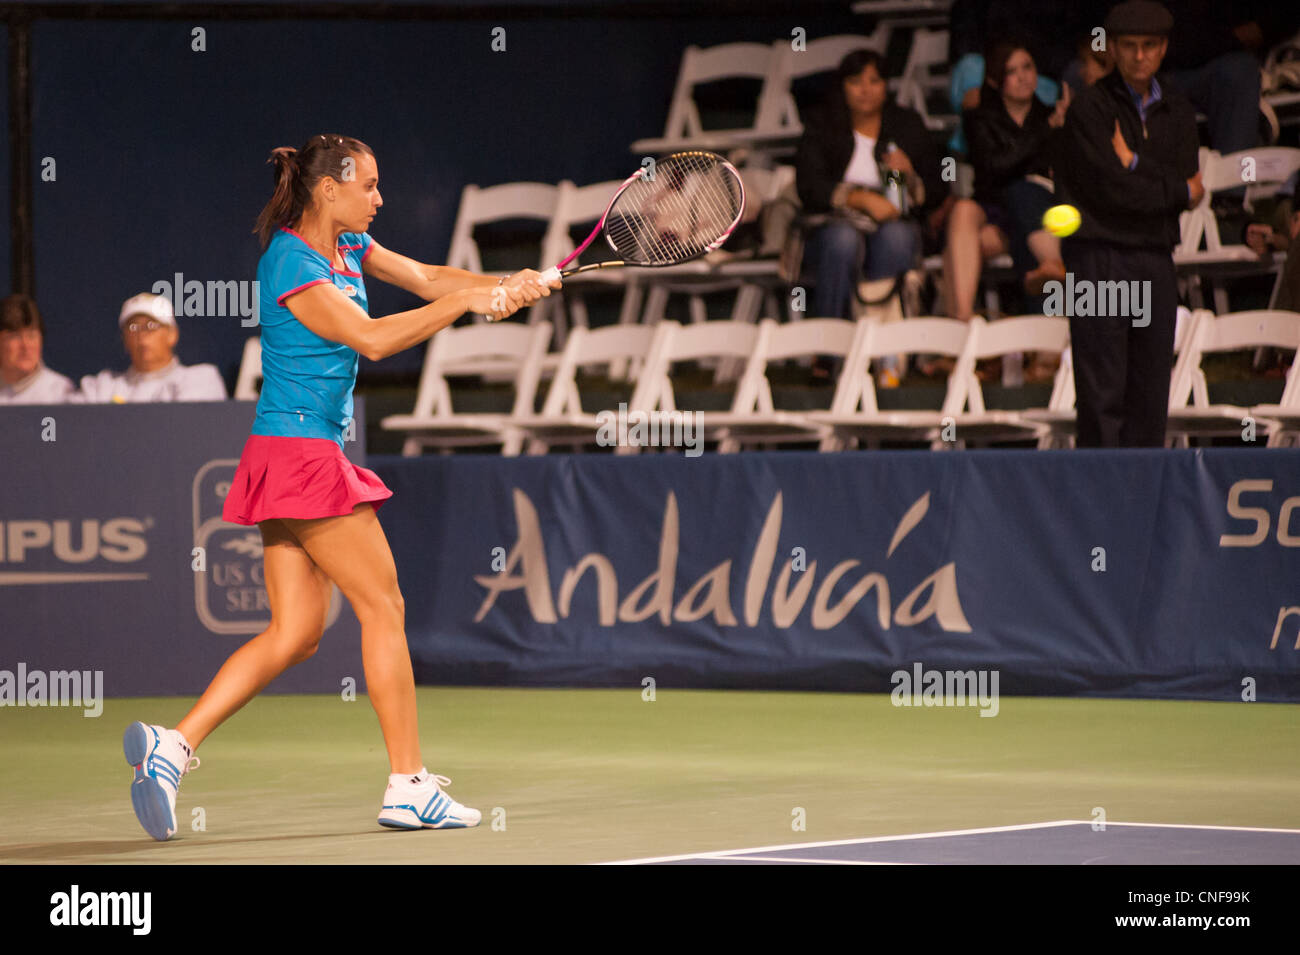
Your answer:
[222,434,393,526]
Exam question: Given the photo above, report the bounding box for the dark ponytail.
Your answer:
[253,134,374,249]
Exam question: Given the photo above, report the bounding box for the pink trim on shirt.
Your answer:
[361,239,374,263]
[280,226,316,249]
[277,278,332,305]
[279,226,363,277]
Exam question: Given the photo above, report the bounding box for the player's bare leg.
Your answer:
[280,503,422,775]
[176,519,332,750]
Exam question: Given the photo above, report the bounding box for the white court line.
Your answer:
[683,855,916,865]
[600,819,1300,865]
[1063,820,1300,835]
[599,820,1082,865]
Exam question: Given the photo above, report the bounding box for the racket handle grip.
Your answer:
[540,266,562,284]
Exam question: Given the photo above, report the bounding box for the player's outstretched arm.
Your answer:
[363,238,517,300]
[284,281,535,361]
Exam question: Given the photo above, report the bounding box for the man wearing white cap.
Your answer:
[75,293,227,403]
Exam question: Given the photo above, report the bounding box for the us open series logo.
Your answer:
[191,460,343,634]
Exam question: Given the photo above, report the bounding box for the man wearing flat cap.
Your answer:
[1055,0,1202,447]
[75,292,227,403]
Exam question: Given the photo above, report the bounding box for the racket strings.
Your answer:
[605,154,743,266]
[649,160,736,257]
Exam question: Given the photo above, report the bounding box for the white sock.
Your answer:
[169,729,194,757]
[390,767,430,786]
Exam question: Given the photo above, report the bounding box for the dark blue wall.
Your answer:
[1,22,9,298]
[19,3,860,385]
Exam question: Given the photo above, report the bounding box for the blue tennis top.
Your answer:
[252,227,373,447]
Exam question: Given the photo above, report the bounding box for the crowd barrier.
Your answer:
[4,399,1297,701]
[372,447,1300,702]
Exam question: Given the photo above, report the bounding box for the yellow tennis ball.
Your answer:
[1042,204,1081,237]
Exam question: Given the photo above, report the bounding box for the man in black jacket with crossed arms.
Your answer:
[1055,0,1203,447]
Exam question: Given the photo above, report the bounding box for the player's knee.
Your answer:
[282,623,324,664]
[289,636,322,665]
[354,582,404,628]
[385,587,406,627]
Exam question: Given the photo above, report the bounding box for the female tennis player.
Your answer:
[123,133,559,840]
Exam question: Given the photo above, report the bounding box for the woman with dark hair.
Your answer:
[944,38,1068,326]
[0,294,75,404]
[795,48,943,382]
[123,134,559,841]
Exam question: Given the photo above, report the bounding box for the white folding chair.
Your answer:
[233,336,262,400]
[542,178,649,362]
[710,317,866,452]
[1176,147,1300,314]
[893,28,955,131]
[1019,344,1077,449]
[631,42,776,154]
[945,316,1070,446]
[620,319,765,454]
[1167,308,1300,444]
[379,321,552,456]
[806,316,972,449]
[512,322,669,454]
[1253,347,1300,447]
[631,161,793,382]
[444,180,561,325]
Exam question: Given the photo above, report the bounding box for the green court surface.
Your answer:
[1,688,1295,864]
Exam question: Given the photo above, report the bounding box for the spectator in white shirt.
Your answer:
[76,293,227,403]
[0,293,76,405]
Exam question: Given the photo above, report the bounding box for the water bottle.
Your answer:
[883,142,909,215]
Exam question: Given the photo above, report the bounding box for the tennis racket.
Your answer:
[539,150,746,282]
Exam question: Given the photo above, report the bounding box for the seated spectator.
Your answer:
[947,59,1061,157]
[944,38,1068,329]
[76,293,227,403]
[795,48,943,384]
[1163,0,1271,154]
[945,0,1082,156]
[0,293,76,404]
[1245,171,1300,314]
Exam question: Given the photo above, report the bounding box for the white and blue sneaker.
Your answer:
[123,723,200,841]
[378,769,481,830]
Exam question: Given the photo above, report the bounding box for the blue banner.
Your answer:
[0,401,366,697]
[371,449,1300,702]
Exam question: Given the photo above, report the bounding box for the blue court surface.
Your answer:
[605,821,1300,865]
